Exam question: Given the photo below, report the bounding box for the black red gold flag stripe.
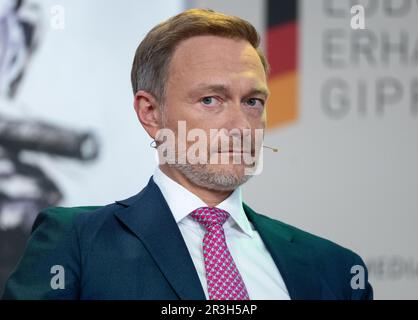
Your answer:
[266,0,298,129]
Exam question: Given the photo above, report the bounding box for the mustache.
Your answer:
[216,148,254,153]
[211,136,259,154]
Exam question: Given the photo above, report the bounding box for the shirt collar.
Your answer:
[152,166,254,238]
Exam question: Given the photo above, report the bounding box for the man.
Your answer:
[2,9,373,300]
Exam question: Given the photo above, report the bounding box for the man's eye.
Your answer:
[200,96,219,106]
[246,98,264,108]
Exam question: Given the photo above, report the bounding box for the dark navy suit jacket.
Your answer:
[2,177,373,299]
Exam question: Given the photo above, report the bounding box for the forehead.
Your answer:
[168,35,266,85]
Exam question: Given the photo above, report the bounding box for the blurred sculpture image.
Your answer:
[0,0,99,292]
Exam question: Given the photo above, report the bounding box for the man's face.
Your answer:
[159,35,268,191]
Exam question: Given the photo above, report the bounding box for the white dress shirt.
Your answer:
[152,167,290,300]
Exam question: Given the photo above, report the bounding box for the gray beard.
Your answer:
[170,163,252,191]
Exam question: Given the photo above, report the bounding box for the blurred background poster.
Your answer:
[0,0,183,295]
[1,0,417,299]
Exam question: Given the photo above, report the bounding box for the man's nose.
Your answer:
[224,102,252,136]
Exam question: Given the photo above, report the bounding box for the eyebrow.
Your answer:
[188,84,270,99]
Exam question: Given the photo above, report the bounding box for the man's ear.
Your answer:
[133,90,162,139]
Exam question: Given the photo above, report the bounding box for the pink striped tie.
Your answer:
[190,207,250,300]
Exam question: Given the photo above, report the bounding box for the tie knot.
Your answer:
[190,207,230,229]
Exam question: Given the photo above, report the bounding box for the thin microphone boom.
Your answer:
[263,145,279,152]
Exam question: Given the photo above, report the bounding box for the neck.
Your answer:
[159,164,233,207]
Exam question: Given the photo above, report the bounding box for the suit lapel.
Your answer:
[243,203,321,300]
[114,177,206,300]
[112,177,320,300]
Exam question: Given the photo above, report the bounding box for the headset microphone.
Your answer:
[263,145,279,152]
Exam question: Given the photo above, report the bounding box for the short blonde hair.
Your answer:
[131,8,268,104]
